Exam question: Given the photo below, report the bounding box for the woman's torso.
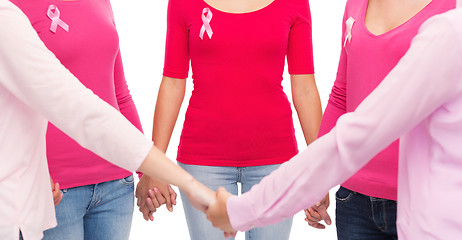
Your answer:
[11,0,132,188]
[165,0,315,167]
[340,0,455,200]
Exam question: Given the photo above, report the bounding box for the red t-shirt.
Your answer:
[163,0,314,166]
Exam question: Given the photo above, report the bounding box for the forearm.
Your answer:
[152,76,186,152]
[291,74,323,145]
[138,75,186,211]
[119,103,143,132]
[318,101,345,137]
[318,24,348,137]
[114,51,144,132]
[137,147,195,190]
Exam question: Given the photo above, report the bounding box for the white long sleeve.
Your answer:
[0,1,152,239]
[228,9,462,239]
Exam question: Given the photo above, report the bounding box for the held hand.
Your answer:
[135,175,158,221]
[146,185,177,212]
[304,193,331,229]
[206,187,237,236]
[143,185,177,220]
[139,196,156,221]
[135,175,177,221]
[50,177,63,206]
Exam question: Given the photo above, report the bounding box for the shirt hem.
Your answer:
[177,151,298,167]
[287,69,315,75]
[341,180,397,201]
[57,171,132,189]
[163,70,188,79]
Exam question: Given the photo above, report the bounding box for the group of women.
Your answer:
[0,0,461,239]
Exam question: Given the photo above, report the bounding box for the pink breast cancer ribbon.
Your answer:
[200,8,213,40]
[47,5,69,33]
[344,17,355,47]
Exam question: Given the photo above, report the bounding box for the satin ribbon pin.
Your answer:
[47,5,69,33]
[200,8,213,40]
[344,17,355,47]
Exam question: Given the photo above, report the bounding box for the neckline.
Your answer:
[361,0,436,37]
[200,0,279,15]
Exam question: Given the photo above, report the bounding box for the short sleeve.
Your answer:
[287,0,314,74]
[163,0,190,79]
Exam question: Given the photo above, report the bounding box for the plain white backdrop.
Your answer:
[110,0,347,239]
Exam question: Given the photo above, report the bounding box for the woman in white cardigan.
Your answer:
[0,1,214,239]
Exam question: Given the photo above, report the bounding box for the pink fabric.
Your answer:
[318,0,455,200]
[227,8,462,239]
[11,0,143,188]
[163,0,314,167]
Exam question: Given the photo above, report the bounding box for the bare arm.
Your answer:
[152,76,186,152]
[290,74,331,228]
[136,76,186,219]
[290,74,322,145]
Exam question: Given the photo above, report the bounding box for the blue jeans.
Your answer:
[43,175,135,240]
[178,162,293,240]
[336,186,398,240]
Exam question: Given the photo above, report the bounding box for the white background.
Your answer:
[110,0,347,239]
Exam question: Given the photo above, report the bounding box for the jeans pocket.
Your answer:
[335,186,354,202]
[120,174,134,186]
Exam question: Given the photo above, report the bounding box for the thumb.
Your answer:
[165,191,173,212]
[325,213,332,225]
[318,208,332,225]
[168,185,177,205]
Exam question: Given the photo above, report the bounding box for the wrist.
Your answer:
[179,175,197,193]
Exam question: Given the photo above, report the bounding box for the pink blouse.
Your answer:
[318,0,455,200]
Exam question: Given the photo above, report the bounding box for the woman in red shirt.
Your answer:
[137,0,322,239]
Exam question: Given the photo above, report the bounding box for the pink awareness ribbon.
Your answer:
[200,8,213,40]
[344,17,355,47]
[47,5,69,33]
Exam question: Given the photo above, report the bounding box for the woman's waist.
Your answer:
[178,124,298,161]
[186,94,293,119]
[182,107,296,139]
[47,153,130,189]
[177,139,298,167]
